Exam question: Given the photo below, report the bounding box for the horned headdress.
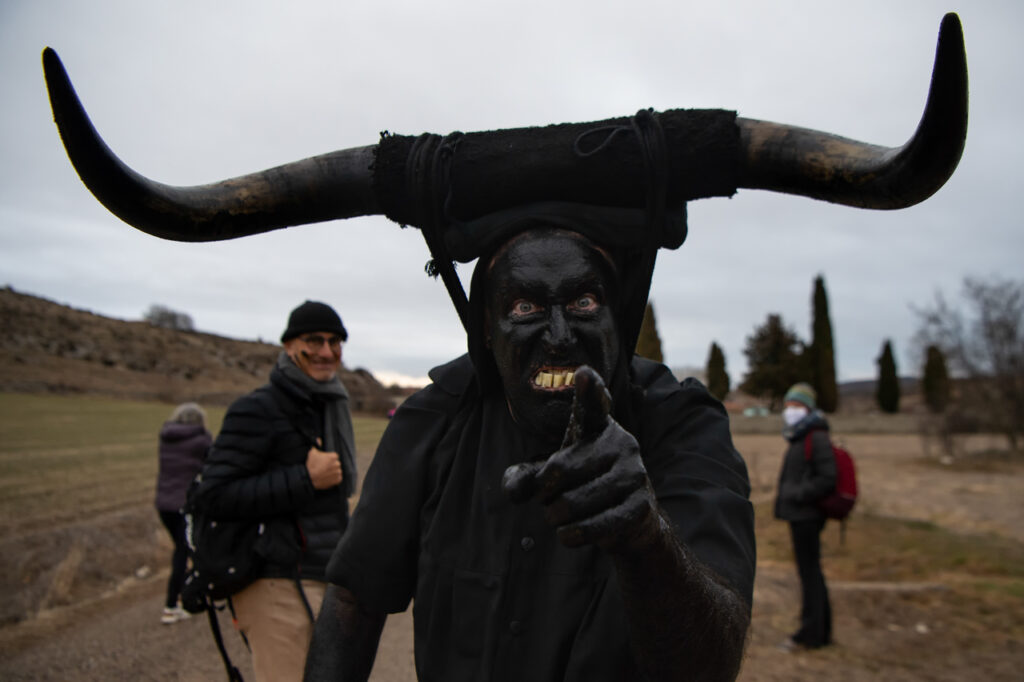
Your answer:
[42,13,968,339]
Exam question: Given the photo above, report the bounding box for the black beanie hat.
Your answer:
[280,300,348,343]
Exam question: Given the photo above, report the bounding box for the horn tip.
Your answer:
[938,13,964,46]
[41,47,67,84]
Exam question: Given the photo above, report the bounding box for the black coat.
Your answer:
[773,416,837,523]
[328,355,756,680]
[196,372,350,581]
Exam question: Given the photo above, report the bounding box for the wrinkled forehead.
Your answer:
[485,228,618,291]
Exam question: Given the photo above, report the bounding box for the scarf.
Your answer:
[275,351,358,497]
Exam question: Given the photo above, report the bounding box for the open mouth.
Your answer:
[532,367,578,390]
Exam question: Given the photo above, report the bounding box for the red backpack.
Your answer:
[804,434,857,520]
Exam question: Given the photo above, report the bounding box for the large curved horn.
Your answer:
[737,12,968,208]
[43,12,967,242]
[42,47,378,242]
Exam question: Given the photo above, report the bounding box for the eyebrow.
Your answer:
[506,276,605,301]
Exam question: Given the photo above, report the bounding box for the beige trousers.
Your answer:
[231,578,326,682]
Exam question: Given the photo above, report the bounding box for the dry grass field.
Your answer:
[0,392,1022,680]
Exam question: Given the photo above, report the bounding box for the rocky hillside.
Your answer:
[0,286,397,412]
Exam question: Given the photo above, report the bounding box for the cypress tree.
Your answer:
[921,344,951,413]
[810,275,839,412]
[635,301,664,363]
[876,339,901,413]
[706,342,731,401]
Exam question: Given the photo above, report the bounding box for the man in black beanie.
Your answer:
[195,299,356,682]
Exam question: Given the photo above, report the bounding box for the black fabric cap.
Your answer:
[280,300,348,343]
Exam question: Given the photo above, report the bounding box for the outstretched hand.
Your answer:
[502,366,661,553]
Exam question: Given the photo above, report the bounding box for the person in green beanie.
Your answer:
[774,382,836,651]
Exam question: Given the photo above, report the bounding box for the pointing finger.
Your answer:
[561,365,611,447]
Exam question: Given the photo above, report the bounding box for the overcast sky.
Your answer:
[1,1,1019,387]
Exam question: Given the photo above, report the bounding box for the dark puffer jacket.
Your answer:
[155,422,211,512]
[196,372,350,581]
[773,412,837,522]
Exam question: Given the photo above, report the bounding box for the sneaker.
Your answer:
[776,637,806,653]
[161,606,191,625]
[777,637,829,653]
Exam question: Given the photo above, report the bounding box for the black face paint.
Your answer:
[485,231,620,444]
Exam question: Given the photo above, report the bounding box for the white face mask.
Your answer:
[783,405,809,427]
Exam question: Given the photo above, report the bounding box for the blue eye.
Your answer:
[572,295,598,311]
[511,300,538,316]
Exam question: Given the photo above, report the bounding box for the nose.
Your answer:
[542,308,574,352]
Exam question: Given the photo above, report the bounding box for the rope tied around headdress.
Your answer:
[574,109,672,345]
[405,109,676,338]
[405,131,469,328]
[571,109,669,247]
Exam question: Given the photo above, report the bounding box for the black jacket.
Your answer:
[773,413,837,523]
[196,372,350,581]
[328,355,756,681]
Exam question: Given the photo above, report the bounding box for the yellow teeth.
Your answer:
[534,370,576,387]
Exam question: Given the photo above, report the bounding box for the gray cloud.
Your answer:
[2,0,1018,385]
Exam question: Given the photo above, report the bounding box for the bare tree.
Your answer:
[144,304,195,332]
[914,276,1024,453]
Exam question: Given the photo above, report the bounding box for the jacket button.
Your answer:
[509,620,523,635]
[520,536,535,551]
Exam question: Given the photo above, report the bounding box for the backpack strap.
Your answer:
[295,577,315,623]
[206,602,245,681]
[803,428,830,461]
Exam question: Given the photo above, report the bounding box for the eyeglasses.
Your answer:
[300,334,344,351]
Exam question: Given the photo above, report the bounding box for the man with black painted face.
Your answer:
[484,230,621,443]
[306,229,755,682]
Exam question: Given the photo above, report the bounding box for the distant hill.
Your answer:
[839,377,920,398]
[0,286,397,412]
[668,364,922,414]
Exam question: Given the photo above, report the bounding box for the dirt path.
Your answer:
[1,432,1021,680]
[3,559,1018,681]
[0,571,416,682]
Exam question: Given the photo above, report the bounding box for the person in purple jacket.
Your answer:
[155,401,212,624]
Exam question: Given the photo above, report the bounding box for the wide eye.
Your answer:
[510,299,539,317]
[571,294,599,312]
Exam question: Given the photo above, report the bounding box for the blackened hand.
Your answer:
[561,364,612,447]
[502,366,661,553]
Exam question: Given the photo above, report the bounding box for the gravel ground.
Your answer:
[2,432,1021,681]
[0,574,417,682]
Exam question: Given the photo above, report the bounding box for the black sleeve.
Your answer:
[325,386,454,614]
[195,391,315,520]
[639,373,757,608]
